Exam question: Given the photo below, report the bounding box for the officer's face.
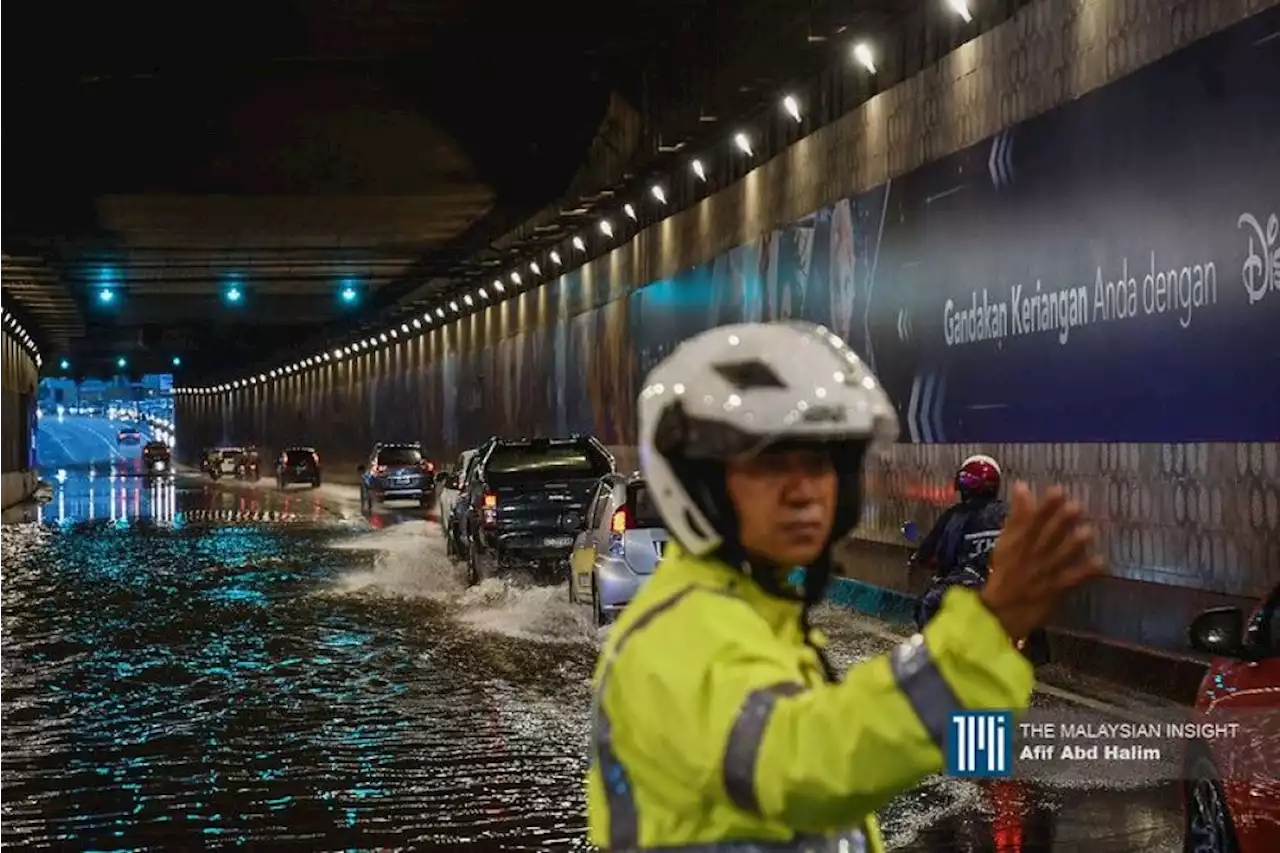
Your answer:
[725,447,837,568]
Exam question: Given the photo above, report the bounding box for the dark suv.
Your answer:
[359,443,435,510]
[142,441,172,476]
[460,435,615,584]
[277,447,321,489]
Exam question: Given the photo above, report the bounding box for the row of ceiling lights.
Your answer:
[176,0,976,396]
[2,309,44,368]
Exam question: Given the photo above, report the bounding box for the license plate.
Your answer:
[392,477,410,486]
[542,535,573,548]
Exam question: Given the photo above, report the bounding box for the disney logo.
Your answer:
[1238,212,1280,305]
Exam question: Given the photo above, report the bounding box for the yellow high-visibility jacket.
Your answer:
[586,543,1034,852]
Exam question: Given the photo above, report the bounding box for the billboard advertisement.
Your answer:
[621,13,1280,442]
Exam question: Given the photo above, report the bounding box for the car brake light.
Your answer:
[611,507,631,535]
[482,490,498,527]
[421,460,434,473]
[372,464,386,476]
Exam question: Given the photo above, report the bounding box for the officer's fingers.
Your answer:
[1026,487,1070,547]
[1031,499,1085,565]
[1001,482,1037,544]
[1005,482,1034,525]
[1034,522,1094,580]
[1054,553,1108,593]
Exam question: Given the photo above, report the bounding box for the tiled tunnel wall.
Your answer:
[2,329,39,508]
[179,0,1280,652]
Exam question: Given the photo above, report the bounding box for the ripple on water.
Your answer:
[1,519,595,850]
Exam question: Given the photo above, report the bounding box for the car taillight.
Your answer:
[421,460,434,473]
[482,491,498,527]
[312,451,320,465]
[611,507,632,535]
[372,464,386,476]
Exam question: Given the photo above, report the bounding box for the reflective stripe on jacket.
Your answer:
[585,543,1034,852]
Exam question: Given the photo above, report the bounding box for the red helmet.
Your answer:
[956,454,1001,498]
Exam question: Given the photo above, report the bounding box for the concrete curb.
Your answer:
[794,570,1209,705]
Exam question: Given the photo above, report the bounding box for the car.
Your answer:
[358,443,436,511]
[141,441,173,476]
[277,447,321,489]
[440,448,479,558]
[201,446,245,480]
[569,473,668,625]
[459,435,615,585]
[117,426,142,445]
[1183,583,1280,853]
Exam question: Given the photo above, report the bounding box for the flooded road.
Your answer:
[2,472,1185,851]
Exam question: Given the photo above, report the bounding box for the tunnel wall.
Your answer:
[179,0,1280,651]
[2,329,39,509]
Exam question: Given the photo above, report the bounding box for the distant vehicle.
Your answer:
[358,442,436,511]
[117,426,142,445]
[277,447,321,489]
[234,447,262,481]
[142,441,172,476]
[1183,583,1279,853]
[201,447,244,480]
[440,448,479,558]
[569,473,668,625]
[459,435,615,585]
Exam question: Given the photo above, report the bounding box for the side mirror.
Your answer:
[901,520,920,545]
[1188,607,1248,658]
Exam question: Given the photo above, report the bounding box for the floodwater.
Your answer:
[1,472,1184,851]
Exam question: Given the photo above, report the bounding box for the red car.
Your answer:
[1184,584,1280,853]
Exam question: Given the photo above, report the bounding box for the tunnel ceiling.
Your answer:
[3,0,915,380]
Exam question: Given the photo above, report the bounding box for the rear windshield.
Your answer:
[627,482,664,528]
[485,443,611,479]
[285,450,314,464]
[144,442,168,453]
[377,447,422,466]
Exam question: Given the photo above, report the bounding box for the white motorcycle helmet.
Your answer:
[638,321,898,601]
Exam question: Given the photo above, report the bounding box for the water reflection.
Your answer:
[1,513,596,850]
[36,474,179,527]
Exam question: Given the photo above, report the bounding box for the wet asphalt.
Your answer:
[2,426,1187,851]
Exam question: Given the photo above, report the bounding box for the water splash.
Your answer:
[327,520,599,645]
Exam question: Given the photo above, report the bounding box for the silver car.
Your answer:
[569,474,668,625]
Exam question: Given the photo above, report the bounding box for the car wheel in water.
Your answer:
[1183,751,1238,853]
[592,577,610,627]
[466,547,480,586]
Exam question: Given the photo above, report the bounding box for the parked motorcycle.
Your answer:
[901,520,1050,665]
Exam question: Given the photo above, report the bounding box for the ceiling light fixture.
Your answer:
[691,159,707,181]
[947,0,973,23]
[550,250,562,266]
[651,185,667,204]
[734,132,753,157]
[783,95,802,122]
[623,203,637,221]
[853,42,876,73]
